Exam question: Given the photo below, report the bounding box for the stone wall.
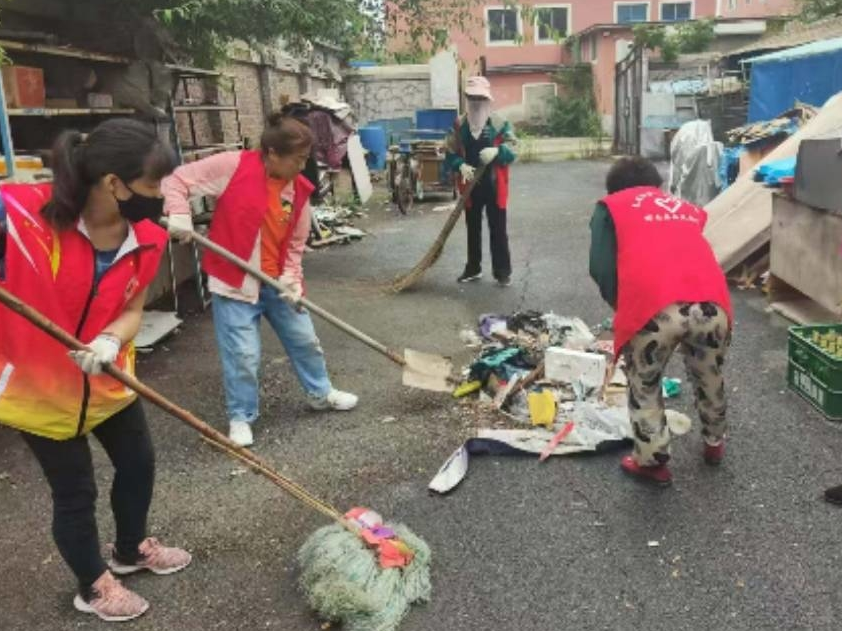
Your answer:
[344,65,432,125]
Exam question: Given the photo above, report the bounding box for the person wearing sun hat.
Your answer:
[445,75,517,287]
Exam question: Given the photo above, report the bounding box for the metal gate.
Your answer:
[614,47,644,155]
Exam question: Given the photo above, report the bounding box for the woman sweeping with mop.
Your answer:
[0,119,191,622]
[162,113,358,448]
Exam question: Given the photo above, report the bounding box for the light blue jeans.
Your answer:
[212,285,332,424]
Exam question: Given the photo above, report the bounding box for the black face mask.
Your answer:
[116,185,164,224]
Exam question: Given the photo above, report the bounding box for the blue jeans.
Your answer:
[212,285,332,424]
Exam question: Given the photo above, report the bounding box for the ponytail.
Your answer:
[41,118,176,230]
[42,130,88,229]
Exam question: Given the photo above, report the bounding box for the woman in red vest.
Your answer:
[589,156,733,485]
[162,114,357,449]
[0,120,191,621]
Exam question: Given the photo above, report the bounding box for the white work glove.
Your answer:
[69,334,121,376]
[459,163,476,182]
[277,274,303,304]
[166,213,194,243]
[479,147,499,165]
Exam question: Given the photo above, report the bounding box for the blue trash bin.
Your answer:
[358,126,388,171]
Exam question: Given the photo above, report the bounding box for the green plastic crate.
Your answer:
[788,324,842,420]
[788,325,842,390]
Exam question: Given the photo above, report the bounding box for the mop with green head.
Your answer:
[0,285,432,631]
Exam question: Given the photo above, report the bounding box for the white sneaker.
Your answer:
[308,389,359,411]
[228,421,254,447]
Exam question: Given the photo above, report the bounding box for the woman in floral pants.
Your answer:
[589,156,733,485]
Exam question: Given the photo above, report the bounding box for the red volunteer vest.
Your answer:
[603,186,732,355]
[0,183,167,439]
[202,150,314,287]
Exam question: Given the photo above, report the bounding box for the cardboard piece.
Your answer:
[346,134,373,204]
[705,91,842,272]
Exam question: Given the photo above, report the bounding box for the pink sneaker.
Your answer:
[109,537,192,576]
[73,571,149,622]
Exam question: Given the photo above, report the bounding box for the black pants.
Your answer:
[21,400,155,590]
[465,187,512,278]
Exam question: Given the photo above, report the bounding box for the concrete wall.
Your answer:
[344,65,432,125]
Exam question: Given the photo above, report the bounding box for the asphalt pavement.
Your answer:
[1,160,840,631]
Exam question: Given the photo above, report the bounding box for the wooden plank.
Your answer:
[705,92,842,273]
[0,39,129,64]
[771,195,842,316]
[346,134,373,204]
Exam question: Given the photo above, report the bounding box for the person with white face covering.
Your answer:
[445,75,518,286]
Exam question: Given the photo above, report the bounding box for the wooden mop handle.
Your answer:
[175,225,406,367]
[0,284,344,523]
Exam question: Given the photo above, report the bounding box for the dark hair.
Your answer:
[605,156,663,194]
[42,118,176,229]
[261,112,313,156]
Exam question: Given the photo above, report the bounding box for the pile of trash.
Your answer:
[309,204,367,248]
[429,310,687,494]
[429,311,633,494]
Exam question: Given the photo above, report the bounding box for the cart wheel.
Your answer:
[396,169,414,215]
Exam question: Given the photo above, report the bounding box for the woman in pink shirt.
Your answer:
[162,114,357,447]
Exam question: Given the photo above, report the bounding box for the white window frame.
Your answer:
[521,81,559,103]
[614,1,651,23]
[486,5,522,47]
[659,0,694,21]
[534,4,573,45]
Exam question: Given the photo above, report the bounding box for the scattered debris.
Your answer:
[429,311,636,494]
[648,540,661,548]
[309,205,367,249]
[662,378,682,399]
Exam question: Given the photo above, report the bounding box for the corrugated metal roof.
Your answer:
[728,15,842,56]
[742,35,842,64]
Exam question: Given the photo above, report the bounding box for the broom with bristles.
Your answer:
[391,165,487,293]
[0,285,430,631]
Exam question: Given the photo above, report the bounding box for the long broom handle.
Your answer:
[391,164,487,293]
[0,285,346,525]
[174,225,407,368]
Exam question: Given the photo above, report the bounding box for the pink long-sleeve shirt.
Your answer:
[161,151,310,304]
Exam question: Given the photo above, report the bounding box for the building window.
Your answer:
[487,7,520,44]
[660,2,692,21]
[615,2,649,23]
[728,0,736,9]
[535,6,570,43]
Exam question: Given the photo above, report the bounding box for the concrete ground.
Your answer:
[1,161,841,631]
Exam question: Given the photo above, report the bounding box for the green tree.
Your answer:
[65,0,479,67]
[799,0,842,21]
[633,19,715,63]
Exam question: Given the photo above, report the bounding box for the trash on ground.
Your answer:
[429,311,641,494]
[309,204,367,248]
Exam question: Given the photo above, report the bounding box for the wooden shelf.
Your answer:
[9,107,135,117]
[174,105,238,113]
[0,39,130,64]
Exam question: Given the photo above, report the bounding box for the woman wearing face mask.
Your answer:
[0,119,191,622]
[445,75,518,286]
[162,112,358,448]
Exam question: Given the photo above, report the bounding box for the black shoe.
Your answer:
[457,270,482,283]
[824,484,842,505]
[496,275,511,287]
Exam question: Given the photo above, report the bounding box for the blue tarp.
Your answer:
[746,37,842,122]
[754,156,797,186]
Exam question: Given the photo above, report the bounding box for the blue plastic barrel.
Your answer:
[415,108,458,132]
[358,126,388,171]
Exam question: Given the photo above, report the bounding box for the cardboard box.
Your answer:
[1,66,46,108]
[545,347,607,389]
[45,98,79,109]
